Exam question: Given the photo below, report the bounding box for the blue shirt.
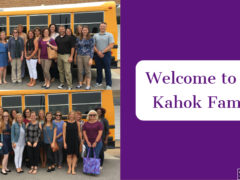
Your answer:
[53,120,64,143]
[43,124,56,144]
[76,37,95,58]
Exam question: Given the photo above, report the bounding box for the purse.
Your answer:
[83,148,101,175]
[45,128,59,152]
[0,133,3,155]
[47,40,57,59]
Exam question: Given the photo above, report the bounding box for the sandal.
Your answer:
[28,168,33,174]
[32,167,37,174]
[67,169,71,174]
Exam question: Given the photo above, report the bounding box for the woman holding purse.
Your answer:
[11,113,25,173]
[43,112,57,172]
[38,28,57,89]
[83,110,103,159]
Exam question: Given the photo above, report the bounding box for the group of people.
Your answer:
[0,107,109,175]
[0,22,115,90]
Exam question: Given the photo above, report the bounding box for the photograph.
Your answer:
[0,0,120,179]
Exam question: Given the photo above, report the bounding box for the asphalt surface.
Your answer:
[0,68,120,91]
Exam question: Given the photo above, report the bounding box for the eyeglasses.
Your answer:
[13,32,18,34]
[3,115,8,117]
[89,114,97,117]
[56,115,61,117]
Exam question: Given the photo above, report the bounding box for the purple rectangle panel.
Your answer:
[121,0,240,179]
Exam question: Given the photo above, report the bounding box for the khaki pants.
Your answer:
[57,54,72,88]
[41,59,52,81]
[77,55,91,82]
[11,58,22,83]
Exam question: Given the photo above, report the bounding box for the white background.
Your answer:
[136,60,240,121]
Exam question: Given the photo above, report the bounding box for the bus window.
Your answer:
[0,17,6,32]
[9,16,27,33]
[25,95,45,112]
[30,15,48,31]
[48,93,69,115]
[2,95,22,113]
[72,92,101,113]
[74,12,104,33]
[51,14,70,29]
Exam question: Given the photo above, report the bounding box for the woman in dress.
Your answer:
[25,30,38,87]
[0,31,8,84]
[63,111,81,175]
[83,110,103,159]
[0,111,12,175]
[75,26,94,90]
[43,112,57,172]
[26,111,41,174]
[53,111,64,169]
[11,113,25,173]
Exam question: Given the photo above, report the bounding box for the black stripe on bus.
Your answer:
[109,125,115,129]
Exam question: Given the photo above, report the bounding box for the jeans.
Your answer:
[99,143,107,166]
[44,143,55,166]
[85,141,103,158]
[54,141,63,166]
[26,59,38,79]
[95,51,112,86]
[13,145,25,168]
[27,144,40,167]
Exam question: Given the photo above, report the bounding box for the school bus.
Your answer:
[0,1,119,67]
[0,89,116,147]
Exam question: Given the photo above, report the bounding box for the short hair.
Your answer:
[100,22,107,26]
[86,110,98,121]
[58,25,66,29]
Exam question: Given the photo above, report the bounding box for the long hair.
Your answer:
[80,26,91,40]
[1,111,12,131]
[0,31,7,42]
[27,30,35,40]
[95,107,106,118]
[75,24,83,37]
[41,28,50,38]
[44,112,53,129]
[49,24,58,36]
[23,108,31,119]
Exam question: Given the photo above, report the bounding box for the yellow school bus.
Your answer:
[0,90,116,147]
[0,1,118,67]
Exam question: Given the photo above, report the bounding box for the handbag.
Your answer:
[83,148,101,175]
[47,40,57,59]
[45,128,59,152]
[0,133,3,155]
